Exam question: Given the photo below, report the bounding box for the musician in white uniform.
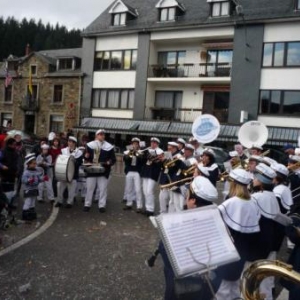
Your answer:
[251,163,280,300]
[55,136,83,208]
[83,129,116,213]
[216,169,260,300]
[36,144,55,203]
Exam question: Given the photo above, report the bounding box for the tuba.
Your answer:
[241,260,300,300]
[238,121,268,150]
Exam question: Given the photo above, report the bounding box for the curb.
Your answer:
[0,207,59,257]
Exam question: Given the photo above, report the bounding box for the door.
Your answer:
[24,114,35,133]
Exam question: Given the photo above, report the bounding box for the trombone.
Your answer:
[160,177,193,189]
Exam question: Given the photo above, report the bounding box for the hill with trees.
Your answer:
[0,17,82,60]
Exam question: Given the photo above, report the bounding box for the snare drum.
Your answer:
[55,155,75,183]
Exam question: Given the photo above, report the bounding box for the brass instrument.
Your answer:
[160,176,193,189]
[163,157,181,169]
[241,260,300,300]
[182,165,197,176]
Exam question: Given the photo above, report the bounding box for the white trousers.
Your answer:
[38,179,54,201]
[57,180,77,205]
[125,172,142,209]
[23,197,36,210]
[259,251,276,300]
[84,176,108,208]
[142,178,156,212]
[168,190,185,212]
[159,188,170,214]
[215,279,240,300]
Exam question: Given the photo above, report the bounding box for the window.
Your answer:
[50,115,64,133]
[211,1,230,17]
[94,50,137,71]
[30,65,37,75]
[113,13,127,26]
[203,92,229,123]
[262,42,300,67]
[158,51,186,66]
[1,113,12,128]
[53,85,63,103]
[153,91,182,120]
[4,85,12,102]
[92,89,134,109]
[160,7,176,21]
[206,49,232,76]
[59,58,73,70]
[296,0,300,10]
[259,90,300,115]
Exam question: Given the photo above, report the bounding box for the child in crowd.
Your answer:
[22,154,44,220]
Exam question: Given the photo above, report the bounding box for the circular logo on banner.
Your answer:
[192,114,220,144]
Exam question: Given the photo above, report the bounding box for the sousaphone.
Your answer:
[192,114,221,144]
[238,121,268,149]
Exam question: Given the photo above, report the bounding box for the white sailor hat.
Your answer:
[271,163,289,177]
[295,148,300,156]
[184,143,195,151]
[202,148,215,158]
[229,169,252,185]
[251,144,264,151]
[96,129,105,135]
[156,148,164,156]
[196,164,210,177]
[68,136,77,143]
[48,132,56,141]
[229,151,239,157]
[289,155,300,163]
[25,153,36,164]
[150,137,160,144]
[131,137,140,143]
[262,156,277,166]
[177,138,186,145]
[168,141,179,148]
[188,137,199,143]
[254,163,276,184]
[249,155,264,163]
[191,176,218,202]
[41,144,50,150]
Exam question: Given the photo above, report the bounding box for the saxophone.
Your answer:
[241,260,300,300]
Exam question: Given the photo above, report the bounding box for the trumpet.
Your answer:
[163,157,181,169]
[160,177,193,189]
[182,165,197,176]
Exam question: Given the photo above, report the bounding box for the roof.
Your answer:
[83,0,299,36]
[74,117,300,146]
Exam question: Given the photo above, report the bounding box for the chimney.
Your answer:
[25,44,31,56]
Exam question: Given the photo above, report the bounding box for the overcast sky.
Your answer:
[0,0,114,29]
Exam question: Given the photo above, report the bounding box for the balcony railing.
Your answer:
[148,63,231,78]
[19,97,39,112]
[144,107,202,122]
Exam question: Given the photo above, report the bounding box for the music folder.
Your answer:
[155,205,240,278]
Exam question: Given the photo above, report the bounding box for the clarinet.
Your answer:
[145,248,160,268]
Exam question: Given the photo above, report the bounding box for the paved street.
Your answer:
[0,175,164,300]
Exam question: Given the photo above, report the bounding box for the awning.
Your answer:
[74,117,300,146]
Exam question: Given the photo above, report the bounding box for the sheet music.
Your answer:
[156,205,240,278]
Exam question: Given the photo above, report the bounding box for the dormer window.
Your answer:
[156,0,185,22]
[59,58,73,70]
[109,0,138,26]
[208,0,231,17]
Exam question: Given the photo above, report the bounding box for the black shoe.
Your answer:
[123,206,132,211]
[55,202,62,208]
[136,208,142,214]
[50,199,55,204]
[99,207,106,213]
[83,206,90,212]
[145,211,154,217]
[122,199,127,203]
[65,204,73,209]
[38,199,45,203]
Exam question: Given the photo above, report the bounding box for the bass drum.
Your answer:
[55,155,75,183]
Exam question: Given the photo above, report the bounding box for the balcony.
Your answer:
[148,63,231,79]
[144,107,202,123]
[19,97,39,112]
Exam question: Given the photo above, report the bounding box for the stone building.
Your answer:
[0,48,83,137]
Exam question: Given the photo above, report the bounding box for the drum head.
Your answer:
[66,156,75,182]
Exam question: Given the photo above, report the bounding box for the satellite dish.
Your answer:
[192,114,220,144]
[238,121,268,149]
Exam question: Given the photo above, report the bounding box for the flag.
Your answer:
[28,68,33,95]
[4,67,13,88]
